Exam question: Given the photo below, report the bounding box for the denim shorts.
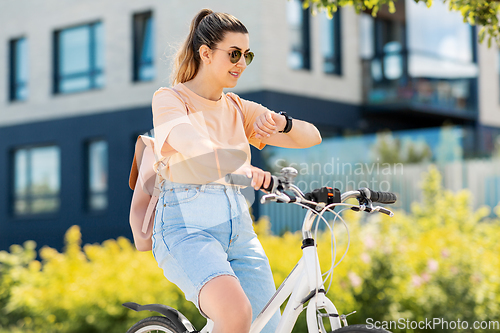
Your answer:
[152,181,280,332]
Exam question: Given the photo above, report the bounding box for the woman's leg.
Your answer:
[199,275,252,333]
[153,184,256,332]
[226,191,281,333]
[228,232,281,333]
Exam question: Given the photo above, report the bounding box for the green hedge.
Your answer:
[1,166,499,332]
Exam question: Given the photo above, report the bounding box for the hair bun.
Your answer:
[194,8,213,30]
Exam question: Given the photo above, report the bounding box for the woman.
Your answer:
[151,8,322,333]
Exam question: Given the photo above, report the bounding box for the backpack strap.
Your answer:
[142,195,158,233]
[171,88,189,114]
[226,92,245,124]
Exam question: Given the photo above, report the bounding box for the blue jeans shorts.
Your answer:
[152,181,280,332]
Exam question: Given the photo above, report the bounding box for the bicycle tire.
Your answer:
[126,316,184,333]
[330,324,392,333]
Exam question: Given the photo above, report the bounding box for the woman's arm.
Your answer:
[165,124,249,182]
[167,123,216,158]
[253,111,322,148]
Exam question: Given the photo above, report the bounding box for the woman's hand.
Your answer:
[254,111,287,139]
[242,165,272,191]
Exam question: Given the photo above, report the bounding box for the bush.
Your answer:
[0,229,200,333]
[1,165,499,332]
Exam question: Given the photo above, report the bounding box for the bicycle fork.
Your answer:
[303,241,342,333]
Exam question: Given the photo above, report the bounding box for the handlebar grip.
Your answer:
[225,174,276,192]
[367,189,397,204]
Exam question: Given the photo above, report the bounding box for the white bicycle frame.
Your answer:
[199,210,343,333]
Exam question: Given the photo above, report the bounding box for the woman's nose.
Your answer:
[236,55,247,69]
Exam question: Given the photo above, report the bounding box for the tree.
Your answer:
[371,130,433,164]
[304,0,500,47]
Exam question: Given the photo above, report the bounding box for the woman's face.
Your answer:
[206,32,251,89]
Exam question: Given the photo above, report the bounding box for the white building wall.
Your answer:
[3,0,498,129]
[259,2,362,104]
[0,0,265,127]
[478,42,500,127]
[0,0,362,128]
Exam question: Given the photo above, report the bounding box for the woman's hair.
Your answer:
[171,9,248,85]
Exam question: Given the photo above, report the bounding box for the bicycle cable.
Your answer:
[306,202,355,318]
[292,199,361,320]
[313,203,358,295]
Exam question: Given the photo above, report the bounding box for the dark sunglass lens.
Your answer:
[230,50,242,64]
[244,52,254,65]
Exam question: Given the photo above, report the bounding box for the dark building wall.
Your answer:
[0,90,361,252]
[0,107,153,251]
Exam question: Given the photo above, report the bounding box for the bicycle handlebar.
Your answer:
[225,172,397,206]
[226,169,397,238]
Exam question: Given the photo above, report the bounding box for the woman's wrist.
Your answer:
[271,112,286,132]
[278,111,293,133]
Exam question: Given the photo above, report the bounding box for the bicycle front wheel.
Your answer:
[330,324,392,332]
[126,316,183,333]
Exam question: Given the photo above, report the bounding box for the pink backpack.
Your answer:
[128,135,160,251]
[128,89,244,251]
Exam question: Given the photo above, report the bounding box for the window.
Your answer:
[54,22,104,94]
[321,10,341,75]
[87,140,108,211]
[374,18,405,81]
[9,37,29,101]
[287,0,310,70]
[406,0,477,78]
[361,1,477,111]
[13,146,60,216]
[359,13,375,60]
[133,11,155,82]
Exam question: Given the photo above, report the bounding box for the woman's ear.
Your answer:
[198,45,212,65]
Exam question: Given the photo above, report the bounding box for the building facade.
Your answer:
[1,0,499,250]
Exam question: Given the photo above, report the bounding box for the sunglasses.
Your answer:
[213,48,255,65]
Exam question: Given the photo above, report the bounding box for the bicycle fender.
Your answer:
[123,302,197,333]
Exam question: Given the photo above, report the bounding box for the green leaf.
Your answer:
[388,1,396,13]
[478,26,486,43]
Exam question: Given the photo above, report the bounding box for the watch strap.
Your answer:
[278,111,293,133]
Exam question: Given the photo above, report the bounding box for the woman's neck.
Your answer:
[183,74,223,101]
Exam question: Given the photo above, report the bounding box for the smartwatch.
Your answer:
[278,111,293,133]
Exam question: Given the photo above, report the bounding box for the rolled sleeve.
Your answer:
[152,88,192,159]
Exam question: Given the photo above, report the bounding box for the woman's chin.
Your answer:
[225,81,238,89]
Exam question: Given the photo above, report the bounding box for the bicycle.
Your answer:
[123,167,397,333]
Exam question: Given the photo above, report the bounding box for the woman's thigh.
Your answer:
[152,185,237,312]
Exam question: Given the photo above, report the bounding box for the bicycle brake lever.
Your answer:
[373,206,394,217]
[260,192,297,204]
[260,194,277,204]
